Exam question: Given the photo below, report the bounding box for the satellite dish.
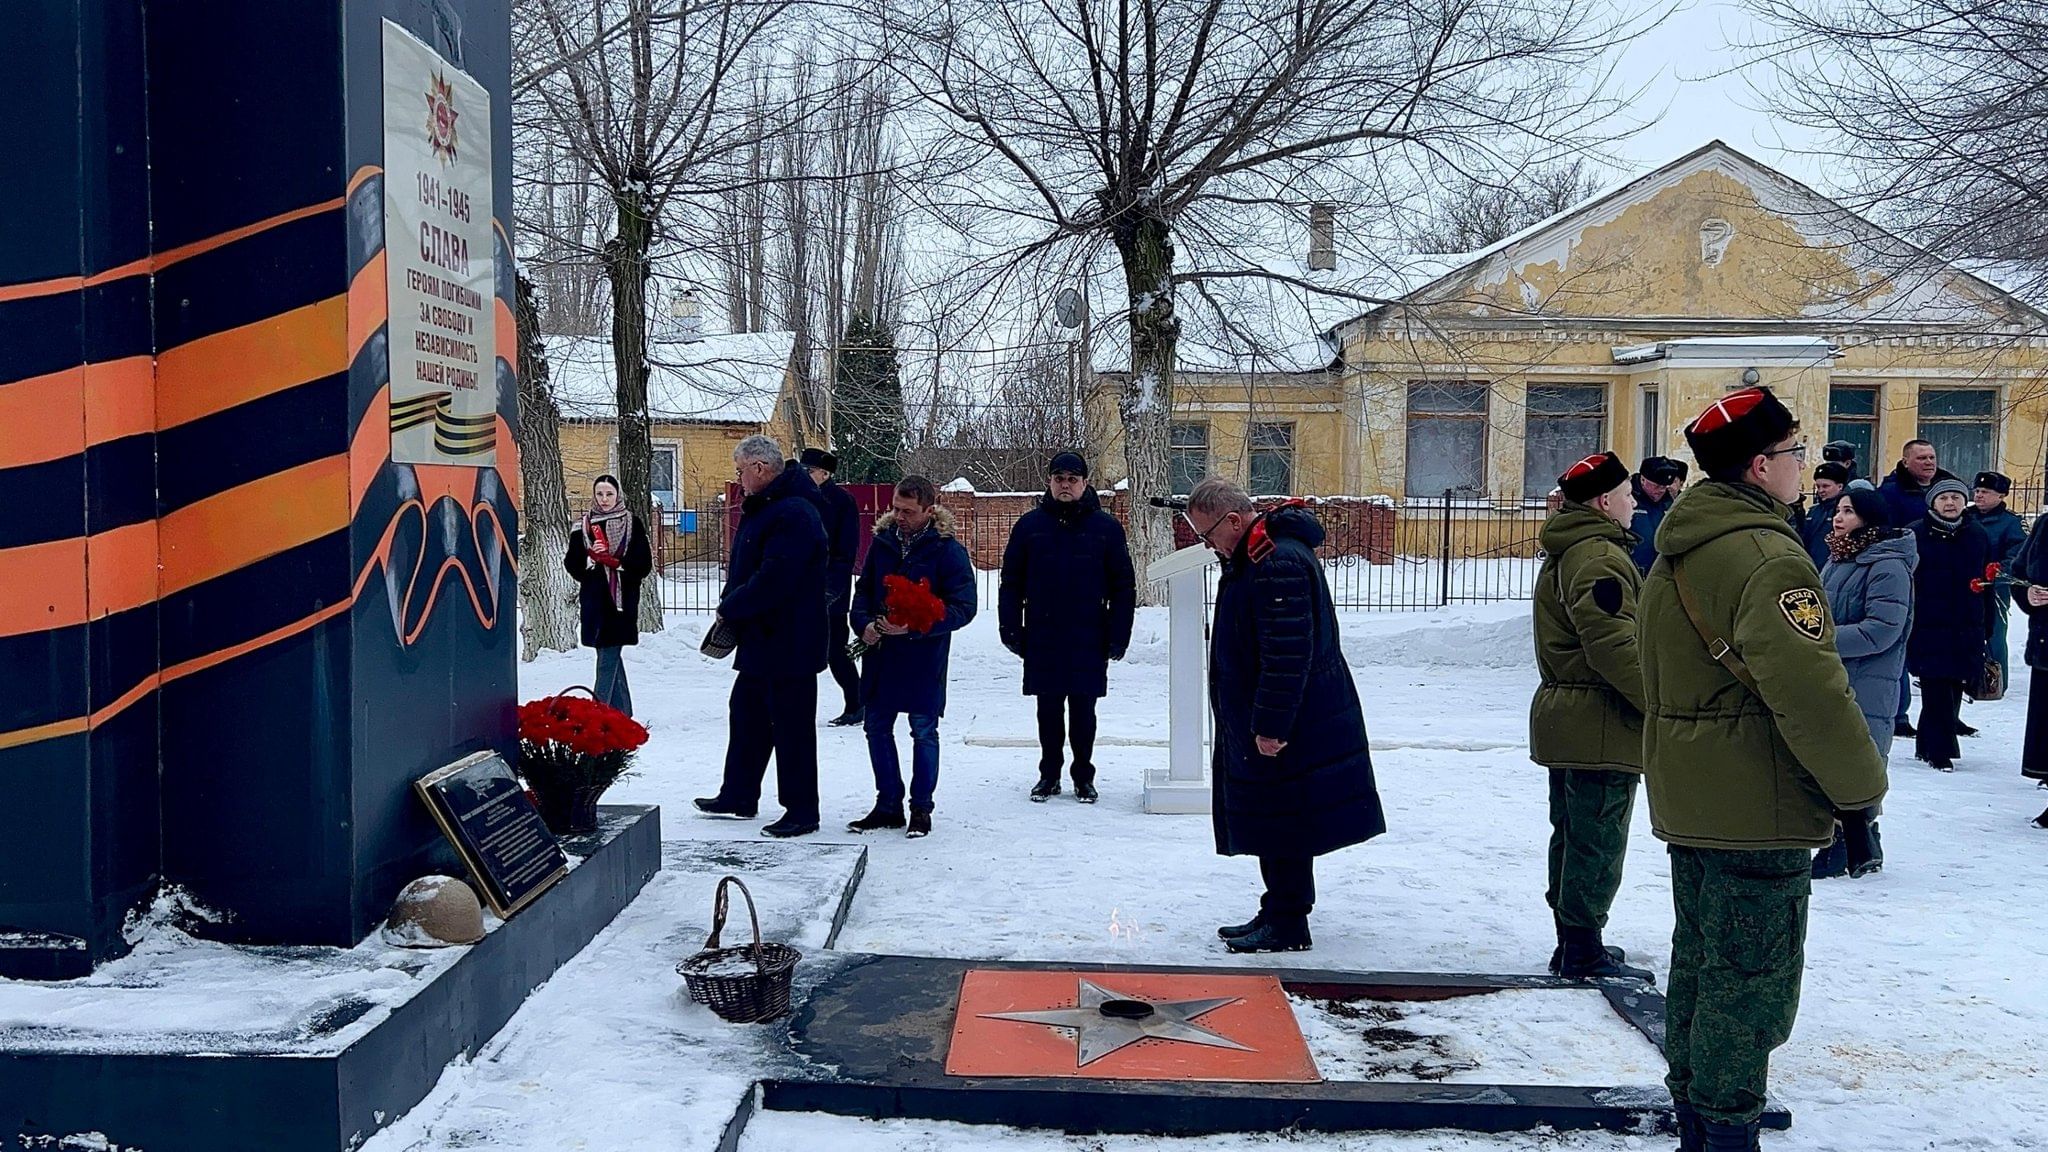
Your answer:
[1053,287,1085,329]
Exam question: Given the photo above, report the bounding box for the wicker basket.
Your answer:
[676,876,800,1023]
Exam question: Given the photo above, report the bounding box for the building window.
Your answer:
[1406,382,1488,498]
[1638,386,1660,460]
[1918,388,1999,482]
[1308,204,1337,272]
[1248,422,1295,495]
[650,443,679,510]
[1523,384,1608,498]
[1829,385,1880,480]
[1169,422,1210,495]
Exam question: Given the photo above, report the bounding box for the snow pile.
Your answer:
[1338,603,1533,671]
[1290,990,1664,1086]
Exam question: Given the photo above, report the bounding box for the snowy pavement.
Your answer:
[367,603,2048,1151]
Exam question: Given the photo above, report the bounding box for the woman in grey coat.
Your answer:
[1814,485,1916,877]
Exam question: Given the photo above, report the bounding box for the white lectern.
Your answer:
[1142,543,1218,814]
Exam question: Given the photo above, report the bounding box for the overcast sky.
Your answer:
[1601,0,1828,189]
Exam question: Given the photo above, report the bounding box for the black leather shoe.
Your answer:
[1225,919,1312,953]
[693,796,756,819]
[907,811,931,839]
[1073,779,1099,803]
[847,805,905,833]
[760,815,819,838]
[1894,720,1917,738]
[1957,721,1979,737]
[1029,776,1061,802]
[2031,804,2048,830]
[828,707,865,727]
[1217,913,1266,941]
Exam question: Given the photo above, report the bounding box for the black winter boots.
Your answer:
[1841,811,1883,877]
[1700,1118,1761,1151]
[1548,919,1627,974]
[847,804,905,833]
[1672,1103,1705,1152]
[1217,913,1266,941]
[1557,926,1653,981]
[1029,772,1062,801]
[1072,764,1099,803]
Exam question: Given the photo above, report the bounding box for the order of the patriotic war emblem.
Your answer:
[426,71,460,165]
[1778,587,1827,641]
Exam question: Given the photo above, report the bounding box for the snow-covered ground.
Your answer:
[365,603,2046,1151]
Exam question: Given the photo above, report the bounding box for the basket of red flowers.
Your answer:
[845,574,949,661]
[515,687,649,834]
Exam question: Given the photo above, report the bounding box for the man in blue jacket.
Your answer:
[1880,440,1961,735]
[847,476,977,839]
[696,436,830,838]
[1629,456,1688,574]
[1968,470,2028,689]
[803,447,865,726]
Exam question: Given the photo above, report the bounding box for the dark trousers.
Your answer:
[1895,664,1912,726]
[718,672,819,822]
[825,596,860,713]
[1545,768,1638,932]
[1034,694,1098,779]
[594,646,633,717]
[2025,668,2048,782]
[866,710,940,813]
[1258,855,1316,922]
[1666,845,1810,1126]
[1916,676,1965,762]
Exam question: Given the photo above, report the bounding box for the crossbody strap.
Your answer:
[1672,558,1760,694]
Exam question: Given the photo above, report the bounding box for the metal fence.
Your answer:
[647,483,2047,616]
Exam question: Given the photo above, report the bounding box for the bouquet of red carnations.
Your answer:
[516,689,649,833]
[847,574,948,660]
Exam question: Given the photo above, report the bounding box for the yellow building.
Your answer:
[1097,142,2048,511]
[547,329,818,526]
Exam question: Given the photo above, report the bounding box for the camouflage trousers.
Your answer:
[1544,768,1638,931]
[1665,845,1811,1126]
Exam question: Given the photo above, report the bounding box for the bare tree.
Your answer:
[872,0,1628,593]
[520,0,804,631]
[1752,0,2048,306]
[1410,156,1606,253]
[516,275,582,659]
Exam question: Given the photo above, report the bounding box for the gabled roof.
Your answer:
[546,330,795,425]
[1331,140,2048,338]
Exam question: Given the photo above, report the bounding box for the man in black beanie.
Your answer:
[803,447,865,725]
[998,451,1136,801]
[1635,386,1887,1151]
[1530,451,1653,980]
[1800,461,1851,570]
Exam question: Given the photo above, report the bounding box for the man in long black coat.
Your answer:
[803,447,864,726]
[998,451,1137,803]
[696,435,829,838]
[1184,477,1385,953]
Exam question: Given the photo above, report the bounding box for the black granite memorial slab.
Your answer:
[415,752,568,916]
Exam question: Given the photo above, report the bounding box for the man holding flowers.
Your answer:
[847,475,977,839]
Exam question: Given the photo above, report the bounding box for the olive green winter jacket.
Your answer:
[1530,505,1646,773]
[1638,481,1887,850]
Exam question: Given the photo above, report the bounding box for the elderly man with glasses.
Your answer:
[1183,476,1384,954]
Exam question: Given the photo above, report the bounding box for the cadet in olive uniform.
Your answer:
[1637,387,1888,1151]
[1530,452,1653,981]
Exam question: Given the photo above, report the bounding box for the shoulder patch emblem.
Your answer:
[1778,587,1828,641]
[1592,576,1624,615]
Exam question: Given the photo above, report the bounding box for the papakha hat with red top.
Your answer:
[1558,451,1630,504]
[1683,386,1798,479]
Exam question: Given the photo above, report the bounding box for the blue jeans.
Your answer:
[1895,664,1911,727]
[595,646,633,717]
[865,711,940,813]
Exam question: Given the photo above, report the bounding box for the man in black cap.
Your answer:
[998,450,1136,802]
[1530,451,1653,980]
[1800,461,1851,570]
[1967,470,2027,691]
[1629,455,1689,574]
[804,447,864,726]
[1636,386,1887,1151]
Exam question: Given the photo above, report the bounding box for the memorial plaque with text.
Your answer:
[414,753,567,917]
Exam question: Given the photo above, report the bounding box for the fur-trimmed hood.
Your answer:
[873,504,957,539]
